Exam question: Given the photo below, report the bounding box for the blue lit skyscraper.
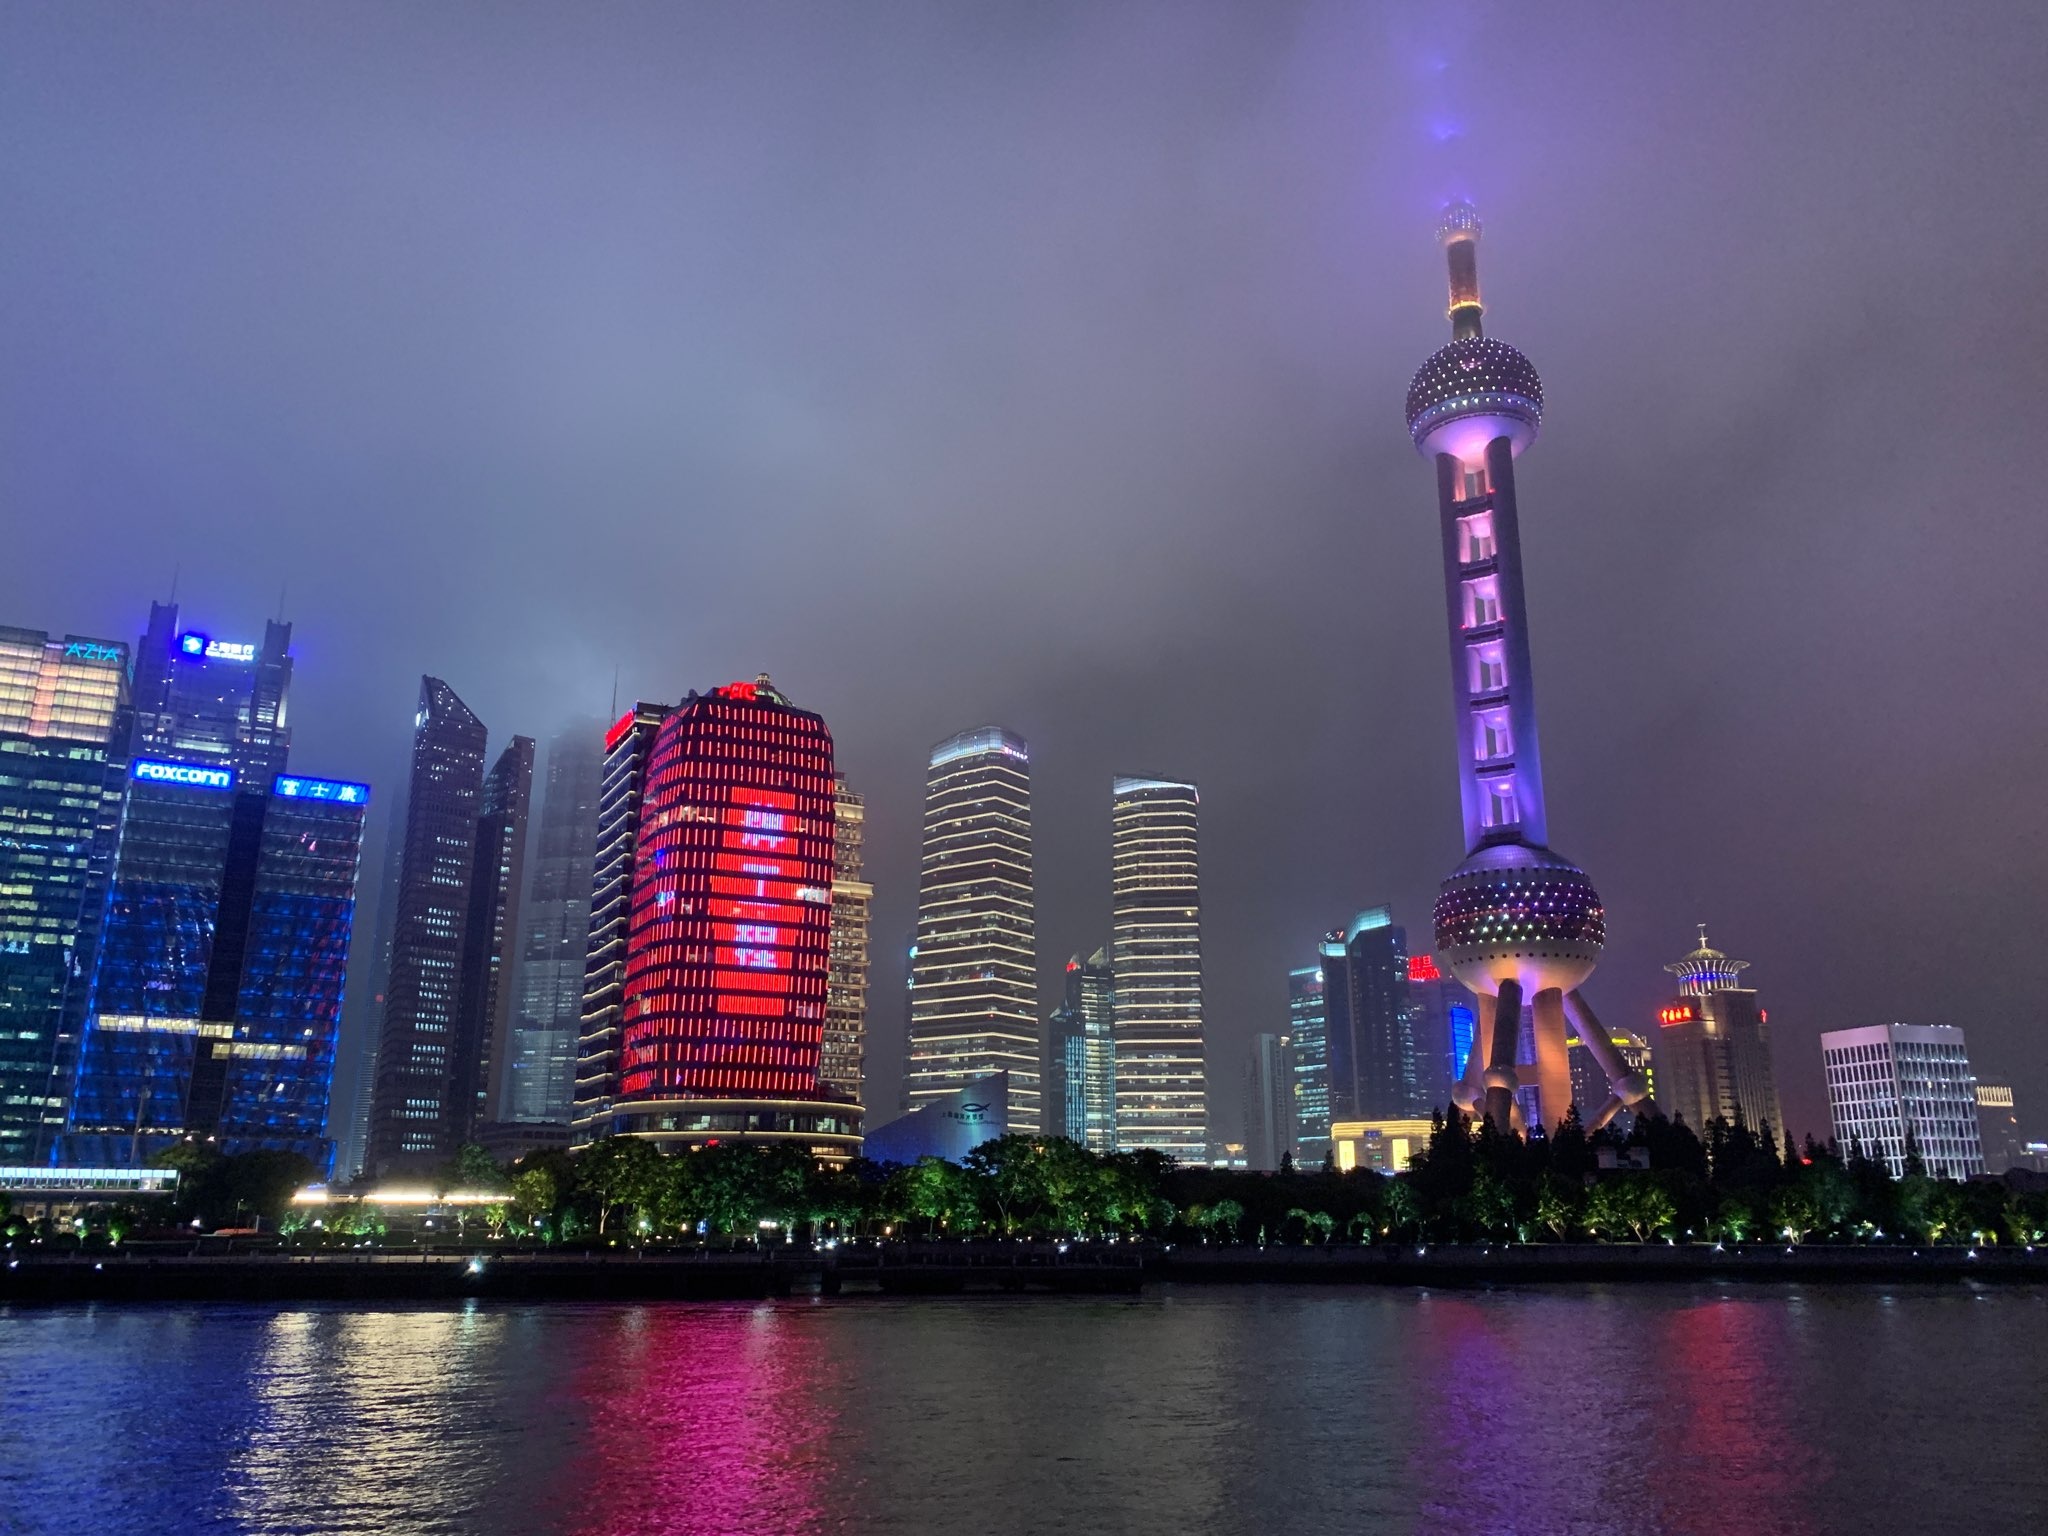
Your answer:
[1403,952,1474,1115]
[0,626,131,1162]
[130,601,292,782]
[1320,908,1417,1122]
[1077,945,1116,1152]
[1044,961,1089,1144]
[60,762,367,1169]
[1287,965,1329,1162]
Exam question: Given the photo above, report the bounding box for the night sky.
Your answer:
[6,3,2045,1141]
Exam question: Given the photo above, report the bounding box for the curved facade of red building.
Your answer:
[618,679,835,1101]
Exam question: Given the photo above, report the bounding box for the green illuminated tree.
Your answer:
[575,1136,665,1235]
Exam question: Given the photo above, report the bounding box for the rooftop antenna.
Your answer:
[168,562,181,605]
[610,666,619,719]
[276,580,288,622]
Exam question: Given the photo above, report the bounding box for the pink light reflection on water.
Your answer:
[1406,1291,1828,1533]
[1645,1297,1828,1536]
[565,1303,837,1536]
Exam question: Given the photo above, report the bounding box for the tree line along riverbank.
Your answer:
[10,1109,2047,1260]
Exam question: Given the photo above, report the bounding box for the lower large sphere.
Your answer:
[1435,842,1604,997]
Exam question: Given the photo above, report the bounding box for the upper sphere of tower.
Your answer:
[1405,337,1543,460]
[1435,199,1482,246]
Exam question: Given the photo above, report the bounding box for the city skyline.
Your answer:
[5,6,2046,1142]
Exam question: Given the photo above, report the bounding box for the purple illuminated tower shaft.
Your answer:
[1404,203,1648,1133]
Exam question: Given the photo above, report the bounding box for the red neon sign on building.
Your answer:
[617,684,835,1100]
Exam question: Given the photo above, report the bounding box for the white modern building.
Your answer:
[1821,1023,1984,1180]
[906,727,1039,1133]
[1111,775,1206,1158]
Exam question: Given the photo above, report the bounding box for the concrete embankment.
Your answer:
[1157,1241,2048,1285]
[3,1241,2040,1305]
[0,1250,801,1303]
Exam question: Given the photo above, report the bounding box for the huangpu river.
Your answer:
[3,1286,2045,1535]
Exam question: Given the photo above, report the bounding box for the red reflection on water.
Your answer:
[1647,1299,1827,1536]
[564,1303,836,1536]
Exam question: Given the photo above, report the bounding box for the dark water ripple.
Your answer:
[3,1285,2044,1535]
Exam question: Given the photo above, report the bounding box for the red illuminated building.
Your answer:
[603,676,861,1160]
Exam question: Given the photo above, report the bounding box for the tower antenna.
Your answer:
[610,666,619,719]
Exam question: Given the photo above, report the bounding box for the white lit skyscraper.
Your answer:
[906,727,1039,1133]
[823,773,873,1105]
[1823,1023,1984,1180]
[1111,775,1205,1158]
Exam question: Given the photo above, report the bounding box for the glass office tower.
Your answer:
[367,677,488,1174]
[508,720,602,1124]
[0,626,131,1161]
[61,762,367,1169]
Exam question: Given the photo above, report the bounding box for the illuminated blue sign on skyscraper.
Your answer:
[132,759,234,790]
[274,775,370,805]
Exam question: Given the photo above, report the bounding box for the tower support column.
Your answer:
[1530,987,1573,1133]
[1481,978,1523,1132]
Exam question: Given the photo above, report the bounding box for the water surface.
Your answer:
[3,1285,2043,1534]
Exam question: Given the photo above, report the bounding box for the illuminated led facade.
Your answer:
[508,721,602,1124]
[1111,776,1205,1159]
[61,762,367,1169]
[1654,927,1782,1136]
[1823,1023,1983,1181]
[454,736,533,1129]
[572,702,670,1145]
[907,727,1040,1134]
[617,677,833,1099]
[1331,1117,1436,1174]
[823,773,872,1104]
[1287,964,1330,1160]
[1405,202,1647,1135]
[596,678,858,1161]
[367,677,488,1174]
[0,627,131,1161]
[1321,908,1418,1122]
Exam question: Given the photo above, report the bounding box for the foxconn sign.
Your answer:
[132,760,234,790]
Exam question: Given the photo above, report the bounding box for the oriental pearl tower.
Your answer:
[1404,201,1650,1134]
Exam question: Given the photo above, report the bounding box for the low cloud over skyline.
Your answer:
[6,1,2046,1136]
